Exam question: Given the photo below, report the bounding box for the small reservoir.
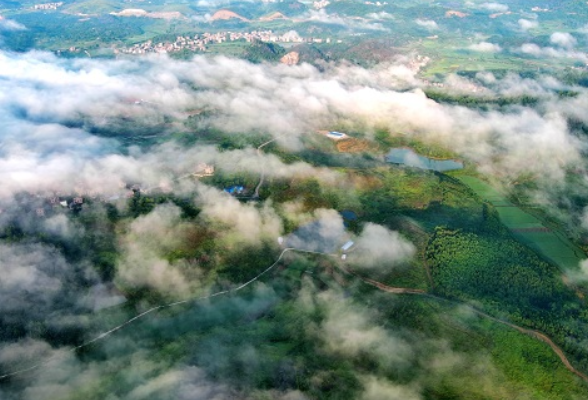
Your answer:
[386,148,463,172]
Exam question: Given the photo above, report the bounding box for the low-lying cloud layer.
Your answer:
[1,44,588,398]
[468,42,502,53]
[302,10,388,31]
[518,18,538,31]
[284,209,348,252]
[415,19,438,30]
[478,2,508,12]
[2,48,587,189]
[1,48,587,263]
[0,18,25,32]
[349,223,415,269]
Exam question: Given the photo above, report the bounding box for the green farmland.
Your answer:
[458,176,585,271]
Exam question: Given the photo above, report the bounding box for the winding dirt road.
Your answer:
[475,309,588,381]
[340,265,426,295]
[341,265,588,382]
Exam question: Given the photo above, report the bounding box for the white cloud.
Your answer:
[191,13,213,23]
[316,290,414,368]
[115,204,196,297]
[285,208,347,253]
[550,32,577,49]
[196,184,283,245]
[196,0,251,7]
[415,18,438,30]
[348,223,415,269]
[0,339,53,369]
[0,18,26,31]
[566,259,588,284]
[366,11,394,20]
[468,42,502,52]
[127,366,234,400]
[360,375,422,400]
[0,243,68,313]
[518,18,538,31]
[0,49,586,210]
[1,42,588,400]
[518,43,588,63]
[479,2,508,12]
[42,214,81,239]
[304,9,388,31]
[520,43,547,56]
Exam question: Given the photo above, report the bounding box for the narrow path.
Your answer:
[339,265,426,294]
[253,138,277,199]
[472,309,588,382]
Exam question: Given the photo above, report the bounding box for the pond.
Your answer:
[385,148,463,172]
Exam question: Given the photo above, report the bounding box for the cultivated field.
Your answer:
[458,176,585,271]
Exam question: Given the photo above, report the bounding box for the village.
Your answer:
[31,2,63,10]
[0,163,217,219]
[117,30,329,55]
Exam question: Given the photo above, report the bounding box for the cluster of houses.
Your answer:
[407,54,431,72]
[313,0,330,9]
[224,185,246,195]
[117,30,307,55]
[27,185,136,218]
[363,1,388,6]
[31,2,63,10]
[2,192,87,220]
[20,163,218,218]
[194,163,215,178]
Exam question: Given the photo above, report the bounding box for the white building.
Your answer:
[341,240,354,252]
[327,131,347,140]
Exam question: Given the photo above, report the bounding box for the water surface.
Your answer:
[386,148,463,172]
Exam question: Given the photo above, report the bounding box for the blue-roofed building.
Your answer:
[224,185,245,195]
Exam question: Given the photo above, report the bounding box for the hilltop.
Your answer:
[259,11,289,21]
[211,9,249,22]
